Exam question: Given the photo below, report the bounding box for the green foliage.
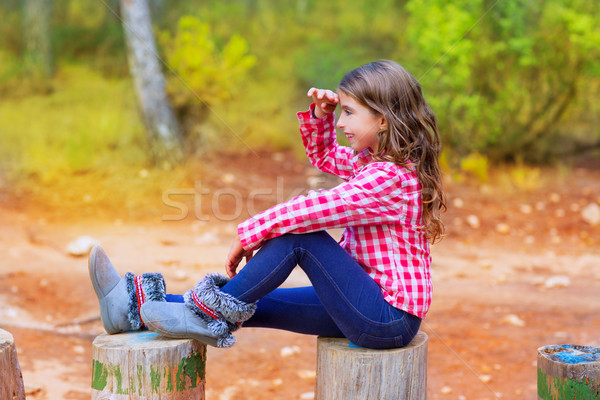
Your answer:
[405,0,600,163]
[459,152,489,183]
[0,0,599,182]
[0,65,148,182]
[160,16,256,107]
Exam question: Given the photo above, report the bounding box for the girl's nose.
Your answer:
[336,117,344,129]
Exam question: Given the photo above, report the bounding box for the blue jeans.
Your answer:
[166,231,421,349]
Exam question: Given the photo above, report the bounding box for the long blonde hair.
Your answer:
[338,60,446,242]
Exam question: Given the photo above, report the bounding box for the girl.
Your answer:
[89,59,445,349]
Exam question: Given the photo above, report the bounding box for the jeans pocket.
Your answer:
[356,332,406,349]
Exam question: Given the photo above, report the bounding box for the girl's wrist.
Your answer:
[312,105,326,119]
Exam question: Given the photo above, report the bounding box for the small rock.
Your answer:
[452,198,464,208]
[581,203,600,226]
[535,201,546,211]
[544,275,571,289]
[280,345,301,357]
[440,386,452,394]
[66,236,99,257]
[272,153,285,162]
[222,173,235,184]
[297,370,316,379]
[73,345,85,354]
[495,223,510,235]
[519,204,532,214]
[549,193,561,203]
[300,392,315,400]
[272,378,283,386]
[555,209,565,218]
[479,374,492,383]
[502,314,525,327]
[466,215,480,229]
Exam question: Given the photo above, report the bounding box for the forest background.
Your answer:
[0,0,599,220]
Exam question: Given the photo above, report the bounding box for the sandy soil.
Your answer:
[1,153,599,400]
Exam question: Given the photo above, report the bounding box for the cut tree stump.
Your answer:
[538,344,600,399]
[92,331,206,400]
[315,331,428,400]
[0,328,26,400]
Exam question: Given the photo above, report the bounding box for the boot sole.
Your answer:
[140,309,219,347]
[88,246,119,334]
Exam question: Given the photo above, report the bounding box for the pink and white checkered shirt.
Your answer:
[237,105,432,318]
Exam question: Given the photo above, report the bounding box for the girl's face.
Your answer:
[336,91,387,153]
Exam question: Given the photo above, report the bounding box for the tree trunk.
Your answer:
[538,344,600,399]
[0,329,26,400]
[22,0,53,80]
[315,333,428,400]
[92,331,206,399]
[120,0,183,166]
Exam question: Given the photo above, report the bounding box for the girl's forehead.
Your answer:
[337,91,355,103]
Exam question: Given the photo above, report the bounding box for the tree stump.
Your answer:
[315,331,428,400]
[0,329,26,400]
[92,331,206,400]
[538,344,600,399]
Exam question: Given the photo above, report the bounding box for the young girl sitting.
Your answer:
[89,59,445,349]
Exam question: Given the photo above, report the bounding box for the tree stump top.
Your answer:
[318,331,428,354]
[1,328,14,346]
[539,344,600,364]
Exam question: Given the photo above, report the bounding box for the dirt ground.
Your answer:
[1,152,600,400]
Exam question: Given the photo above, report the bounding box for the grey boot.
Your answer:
[88,246,166,334]
[141,273,256,348]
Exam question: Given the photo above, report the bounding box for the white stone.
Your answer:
[66,236,99,257]
[452,198,464,208]
[440,386,452,394]
[544,275,571,288]
[502,314,525,327]
[280,345,301,357]
[581,203,600,225]
[466,215,480,229]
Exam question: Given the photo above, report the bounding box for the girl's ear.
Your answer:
[379,115,388,132]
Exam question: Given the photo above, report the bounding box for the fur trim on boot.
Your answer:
[125,272,167,330]
[183,273,257,347]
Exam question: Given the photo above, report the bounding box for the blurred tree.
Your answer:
[120,0,183,166]
[22,0,54,80]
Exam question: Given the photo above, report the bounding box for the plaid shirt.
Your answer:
[237,104,432,318]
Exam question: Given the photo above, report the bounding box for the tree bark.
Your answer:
[120,0,183,165]
[92,331,206,399]
[0,329,26,400]
[22,0,54,80]
[315,332,428,400]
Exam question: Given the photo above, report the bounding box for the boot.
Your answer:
[88,246,166,334]
[141,273,256,348]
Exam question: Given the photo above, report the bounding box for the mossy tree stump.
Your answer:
[538,344,600,399]
[0,329,25,400]
[92,331,206,400]
[315,331,428,400]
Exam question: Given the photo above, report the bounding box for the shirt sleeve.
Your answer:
[297,103,355,181]
[238,163,411,251]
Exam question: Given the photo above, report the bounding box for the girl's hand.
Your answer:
[225,235,254,278]
[307,87,339,118]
